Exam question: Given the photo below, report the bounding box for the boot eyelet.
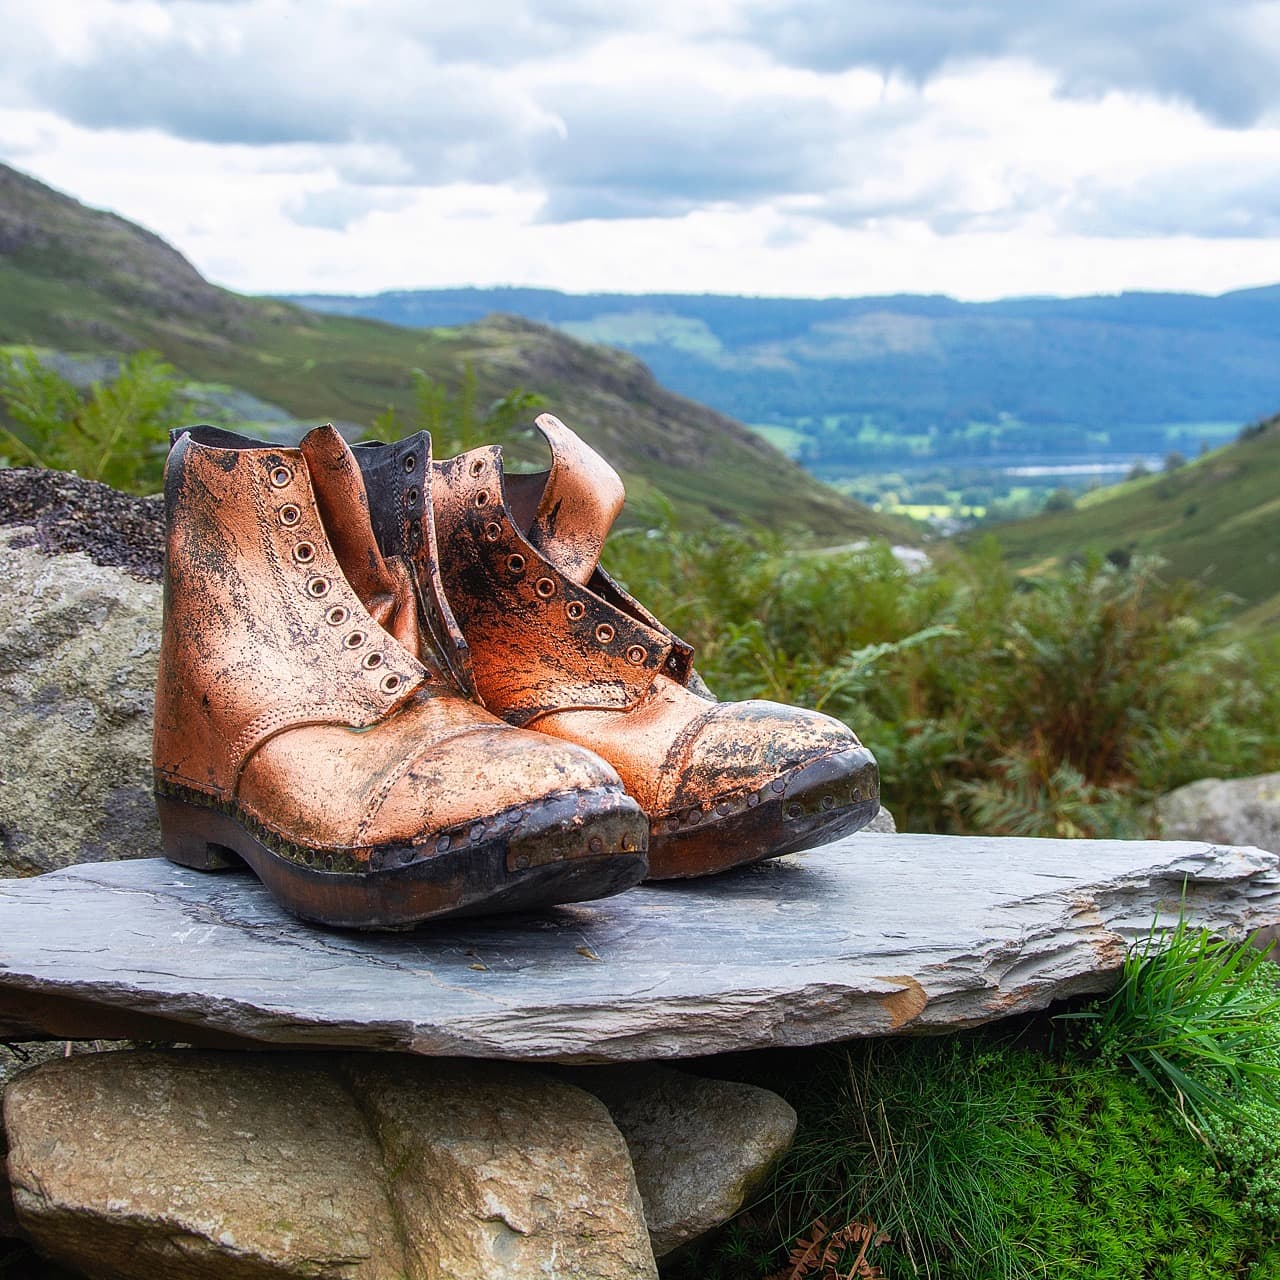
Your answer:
[506,553,525,575]
[626,644,646,664]
[566,601,585,621]
[483,521,502,542]
[292,541,316,564]
[344,630,366,649]
[408,524,422,551]
[362,651,385,670]
[469,457,486,477]
[403,454,417,474]
[474,490,491,507]
[325,606,348,626]
[306,576,331,599]
[269,465,292,488]
[406,486,420,507]
[380,673,403,695]
[595,623,615,645]
[535,577,555,598]
[278,504,301,527]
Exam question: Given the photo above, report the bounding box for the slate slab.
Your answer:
[0,836,1276,1063]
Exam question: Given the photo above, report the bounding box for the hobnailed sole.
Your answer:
[155,785,649,929]
[644,745,880,879]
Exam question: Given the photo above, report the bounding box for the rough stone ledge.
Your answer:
[0,835,1276,1063]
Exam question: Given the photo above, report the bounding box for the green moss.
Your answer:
[666,1029,1275,1280]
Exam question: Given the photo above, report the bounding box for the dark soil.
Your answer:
[0,468,162,582]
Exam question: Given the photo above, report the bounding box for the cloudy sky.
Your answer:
[3,0,1280,299]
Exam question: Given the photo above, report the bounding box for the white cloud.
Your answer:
[1,0,1280,298]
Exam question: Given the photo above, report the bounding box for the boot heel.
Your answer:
[156,796,243,871]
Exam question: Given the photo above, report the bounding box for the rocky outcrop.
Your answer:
[1153,773,1280,855]
[1,160,257,332]
[4,1049,657,1280]
[572,1066,797,1259]
[2,837,1276,1059]
[0,527,160,876]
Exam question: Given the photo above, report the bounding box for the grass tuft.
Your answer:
[1063,914,1280,1137]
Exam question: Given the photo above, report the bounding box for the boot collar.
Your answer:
[515,413,625,587]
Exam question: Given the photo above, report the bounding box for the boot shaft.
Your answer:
[430,439,690,724]
[153,431,425,797]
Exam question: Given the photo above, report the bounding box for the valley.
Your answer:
[288,284,1280,487]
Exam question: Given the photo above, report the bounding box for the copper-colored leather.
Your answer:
[419,413,880,877]
[153,424,648,924]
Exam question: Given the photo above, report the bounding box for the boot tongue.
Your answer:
[299,425,422,657]
[521,413,625,586]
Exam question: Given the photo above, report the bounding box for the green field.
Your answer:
[982,417,1280,629]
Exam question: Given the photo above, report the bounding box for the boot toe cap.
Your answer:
[644,700,879,878]
[366,724,628,849]
[657,699,866,814]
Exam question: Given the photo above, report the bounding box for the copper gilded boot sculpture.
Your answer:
[152,424,649,927]
[356,414,880,878]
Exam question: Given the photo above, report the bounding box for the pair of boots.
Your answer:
[152,413,878,928]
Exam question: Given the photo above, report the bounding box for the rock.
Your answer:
[572,1066,796,1259]
[0,527,161,876]
[340,1057,656,1280]
[858,805,896,834]
[1,836,1276,1061]
[1,1040,130,1241]
[0,1122,16,1239]
[4,1049,656,1280]
[0,469,163,598]
[0,1039,133,1091]
[5,1050,405,1279]
[1153,773,1280,855]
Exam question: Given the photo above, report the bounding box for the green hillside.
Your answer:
[288,284,1280,475]
[0,161,905,542]
[983,415,1280,625]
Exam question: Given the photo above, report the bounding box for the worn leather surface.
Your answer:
[154,427,626,856]
[425,414,867,820]
[433,440,674,722]
[154,431,428,796]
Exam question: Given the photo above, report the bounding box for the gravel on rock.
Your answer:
[0,469,162,582]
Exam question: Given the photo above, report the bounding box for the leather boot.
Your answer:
[152,424,648,927]
[357,415,879,878]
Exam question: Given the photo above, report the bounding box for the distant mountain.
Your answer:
[981,412,1280,628]
[286,285,1280,473]
[0,161,903,542]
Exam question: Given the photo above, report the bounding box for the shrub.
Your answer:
[0,350,179,493]
[603,527,1280,835]
[369,362,543,457]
